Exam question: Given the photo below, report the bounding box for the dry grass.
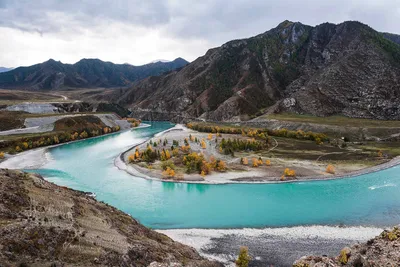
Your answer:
[264,113,400,128]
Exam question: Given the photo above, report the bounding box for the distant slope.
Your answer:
[114,20,400,121]
[0,67,12,73]
[383,32,400,45]
[0,169,221,267]
[0,58,188,90]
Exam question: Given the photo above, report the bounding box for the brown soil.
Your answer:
[0,111,27,131]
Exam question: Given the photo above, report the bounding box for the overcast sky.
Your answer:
[0,0,399,67]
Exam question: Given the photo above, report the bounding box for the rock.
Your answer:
[113,20,400,122]
[293,226,400,266]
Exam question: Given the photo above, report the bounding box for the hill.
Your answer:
[113,21,400,121]
[0,67,12,73]
[0,58,188,90]
[0,169,221,267]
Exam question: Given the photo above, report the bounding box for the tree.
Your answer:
[283,168,296,177]
[128,155,135,163]
[200,139,207,149]
[265,159,271,166]
[242,158,248,165]
[216,160,227,172]
[326,164,335,174]
[252,158,259,167]
[0,152,4,159]
[207,133,213,140]
[162,167,175,178]
[235,246,250,267]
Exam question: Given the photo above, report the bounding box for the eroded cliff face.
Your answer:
[0,169,221,267]
[115,21,400,121]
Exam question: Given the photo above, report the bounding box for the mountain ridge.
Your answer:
[113,20,400,121]
[0,67,12,73]
[0,57,188,90]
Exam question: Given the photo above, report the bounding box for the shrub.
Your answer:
[216,160,227,172]
[339,247,351,264]
[283,168,296,177]
[326,164,335,174]
[252,158,259,167]
[236,246,251,267]
[201,160,212,175]
[207,133,213,140]
[241,158,248,165]
[161,160,176,171]
[172,148,179,157]
[200,139,207,149]
[128,154,135,163]
[183,152,205,174]
[173,140,179,146]
[141,146,158,163]
[0,152,4,159]
[162,167,175,178]
[22,142,29,149]
[265,159,271,166]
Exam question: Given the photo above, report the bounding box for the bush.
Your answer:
[0,152,4,159]
[162,167,175,178]
[161,160,176,171]
[283,168,296,177]
[326,164,335,174]
[236,246,251,267]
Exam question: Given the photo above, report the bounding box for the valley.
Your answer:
[1,17,400,267]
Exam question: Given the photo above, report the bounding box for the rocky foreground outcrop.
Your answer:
[0,169,221,267]
[293,227,400,266]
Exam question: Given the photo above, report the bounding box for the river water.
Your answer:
[22,121,400,230]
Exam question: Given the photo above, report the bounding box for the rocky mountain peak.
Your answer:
[115,20,400,122]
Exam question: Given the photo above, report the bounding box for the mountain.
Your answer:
[0,67,12,73]
[114,20,400,121]
[0,58,188,90]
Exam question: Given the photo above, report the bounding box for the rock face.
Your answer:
[114,20,400,121]
[293,226,400,266]
[0,58,188,90]
[0,169,221,267]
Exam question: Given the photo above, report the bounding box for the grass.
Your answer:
[263,113,400,128]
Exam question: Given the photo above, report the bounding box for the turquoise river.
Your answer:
[28,122,400,229]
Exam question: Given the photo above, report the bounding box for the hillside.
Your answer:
[114,20,400,121]
[0,169,221,267]
[0,58,188,90]
[0,67,12,73]
[294,226,400,266]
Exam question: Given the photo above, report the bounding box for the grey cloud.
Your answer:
[0,0,399,45]
[0,0,170,34]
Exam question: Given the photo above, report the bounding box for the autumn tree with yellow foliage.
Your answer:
[162,167,175,178]
[200,139,207,149]
[326,164,335,174]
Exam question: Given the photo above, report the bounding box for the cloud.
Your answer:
[0,0,399,67]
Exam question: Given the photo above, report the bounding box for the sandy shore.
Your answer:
[0,123,151,170]
[118,124,400,184]
[158,225,384,266]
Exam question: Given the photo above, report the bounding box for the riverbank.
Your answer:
[118,124,400,184]
[158,225,384,266]
[0,123,151,169]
